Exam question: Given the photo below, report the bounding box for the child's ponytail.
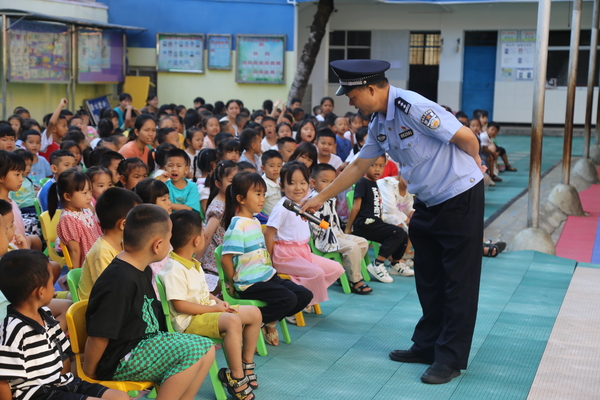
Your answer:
[221,171,267,229]
[221,183,237,230]
[207,160,238,208]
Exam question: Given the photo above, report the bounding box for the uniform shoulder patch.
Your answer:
[395,97,411,114]
[420,109,441,129]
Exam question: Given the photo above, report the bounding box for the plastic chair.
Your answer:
[65,300,155,397]
[155,275,227,400]
[39,210,65,266]
[63,244,74,270]
[66,268,81,303]
[276,273,321,327]
[215,245,291,355]
[33,198,42,218]
[346,190,381,264]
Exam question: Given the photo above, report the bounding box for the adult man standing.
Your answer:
[302,59,486,384]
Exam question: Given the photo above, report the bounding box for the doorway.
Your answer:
[461,31,498,119]
[408,31,441,102]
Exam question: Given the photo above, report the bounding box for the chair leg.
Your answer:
[146,387,157,399]
[339,272,351,294]
[314,304,322,315]
[295,311,306,327]
[361,259,370,282]
[371,242,380,259]
[209,359,228,400]
[256,328,268,356]
[279,318,292,344]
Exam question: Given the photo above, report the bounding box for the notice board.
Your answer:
[207,34,232,70]
[236,35,285,84]
[8,19,70,82]
[157,33,204,73]
[78,29,125,83]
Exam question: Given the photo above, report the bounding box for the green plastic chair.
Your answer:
[66,268,81,303]
[34,197,42,218]
[215,245,291,356]
[155,275,227,400]
[346,190,381,265]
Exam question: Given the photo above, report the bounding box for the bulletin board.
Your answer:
[85,95,112,126]
[78,29,125,83]
[236,35,285,84]
[497,30,536,82]
[207,34,232,70]
[8,19,70,83]
[157,33,204,73]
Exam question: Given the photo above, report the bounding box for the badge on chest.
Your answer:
[399,129,414,140]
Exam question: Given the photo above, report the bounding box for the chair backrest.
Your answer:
[39,210,61,244]
[67,268,82,303]
[63,245,74,270]
[65,299,88,355]
[214,245,238,304]
[346,190,354,211]
[155,275,175,333]
[33,198,42,218]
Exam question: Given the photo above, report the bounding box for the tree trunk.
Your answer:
[287,0,335,105]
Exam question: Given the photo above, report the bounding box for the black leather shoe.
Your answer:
[389,349,434,364]
[420,362,461,384]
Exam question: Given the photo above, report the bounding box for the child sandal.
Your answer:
[218,368,254,399]
[243,362,258,389]
[262,322,279,346]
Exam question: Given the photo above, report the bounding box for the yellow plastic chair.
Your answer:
[276,273,322,327]
[39,210,65,266]
[346,190,381,265]
[66,268,81,303]
[66,300,156,396]
[155,275,227,400]
[215,245,291,355]
[63,244,74,270]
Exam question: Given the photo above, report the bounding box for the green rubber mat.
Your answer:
[176,250,575,399]
[483,136,583,222]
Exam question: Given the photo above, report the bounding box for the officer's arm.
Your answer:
[449,126,484,169]
[301,155,376,214]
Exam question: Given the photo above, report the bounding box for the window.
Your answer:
[547,30,599,87]
[410,32,441,66]
[328,31,371,83]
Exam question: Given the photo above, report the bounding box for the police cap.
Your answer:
[330,59,390,96]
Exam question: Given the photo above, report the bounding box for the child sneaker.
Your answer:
[404,259,414,268]
[389,261,414,276]
[367,263,394,283]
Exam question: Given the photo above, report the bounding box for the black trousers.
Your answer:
[408,180,484,370]
[238,274,313,323]
[353,219,408,261]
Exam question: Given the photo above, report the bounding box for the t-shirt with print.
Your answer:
[9,177,35,209]
[222,216,276,291]
[86,258,167,380]
[166,179,200,212]
[353,177,382,226]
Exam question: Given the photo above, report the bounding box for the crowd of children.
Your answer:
[0,94,436,400]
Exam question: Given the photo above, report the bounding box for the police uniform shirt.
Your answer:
[359,86,483,206]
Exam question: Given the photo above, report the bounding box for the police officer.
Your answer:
[302,59,486,384]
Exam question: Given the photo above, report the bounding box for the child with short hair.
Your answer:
[333,117,352,162]
[184,127,204,179]
[277,136,296,163]
[264,162,344,306]
[219,139,241,163]
[309,164,371,294]
[86,166,114,206]
[37,149,75,212]
[99,150,124,185]
[487,121,517,172]
[60,139,83,168]
[165,148,200,212]
[238,128,262,169]
[9,149,39,236]
[39,99,69,162]
[51,169,102,269]
[117,157,148,190]
[289,142,317,173]
[276,122,293,139]
[160,210,262,399]
[22,129,53,186]
[85,205,215,399]
[346,155,413,282]
[0,249,129,400]
[78,187,142,301]
[315,128,343,170]
[222,172,313,346]
[202,116,220,149]
[157,127,181,148]
[0,124,16,152]
[261,150,283,216]
[151,143,177,182]
[261,116,278,152]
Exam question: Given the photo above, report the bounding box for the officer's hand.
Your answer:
[301,195,324,215]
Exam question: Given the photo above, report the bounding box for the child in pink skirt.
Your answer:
[264,161,344,305]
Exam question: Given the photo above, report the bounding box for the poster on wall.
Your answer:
[157,33,204,73]
[207,34,232,70]
[78,29,125,83]
[8,19,70,82]
[520,30,536,42]
[236,35,285,84]
[501,42,535,70]
[500,30,518,42]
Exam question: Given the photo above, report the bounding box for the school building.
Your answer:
[3,0,598,126]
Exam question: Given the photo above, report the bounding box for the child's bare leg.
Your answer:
[157,346,215,400]
[501,153,511,167]
[100,389,130,400]
[48,298,72,332]
[27,234,42,251]
[219,312,245,378]
[237,306,262,383]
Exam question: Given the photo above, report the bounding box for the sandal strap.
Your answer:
[226,370,250,389]
[242,362,256,370]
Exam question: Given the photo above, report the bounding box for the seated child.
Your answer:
[86,166,114,207]
[22,129,52,186]
[315,128,343,170]
[238,128,262,169]
[99,150,124,185]
[289,142,317,173]
[165,148,200,212]
[117,157,148,191]
[0,123,16,152]
[333,117,352,162]
[309,164,371,294]
[37,149,76,212]
[52,169,102,269]
[151,142,177,182]
[10,149,40,236]
[261,150,283,217]
[0,249,128,400]
[260,116,278,152]
[264,162,344,307]
[222,172,312,346]
[277,136,296,163]
[346,155,413,282]
[487,121,517,172]
[78,188,142,301]
[85,205,215,399]
[159,210,262,399]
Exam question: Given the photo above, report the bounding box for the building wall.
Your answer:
[299,1,598,124]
